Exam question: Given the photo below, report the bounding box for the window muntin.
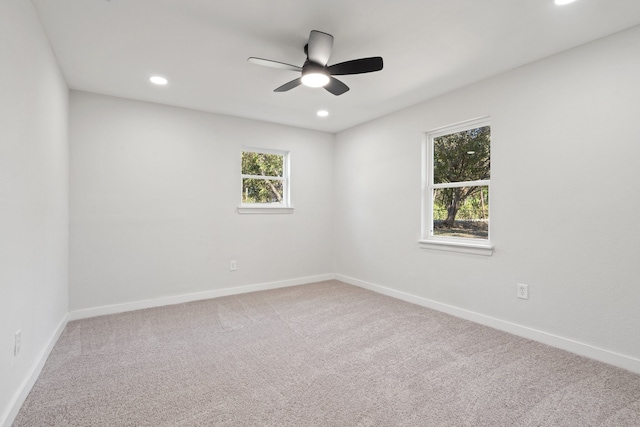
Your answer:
[241,149,289,206]
[424,118,491,244]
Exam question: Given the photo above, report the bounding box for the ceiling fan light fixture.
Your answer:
[301,72,330,88]
[301,64,330,88]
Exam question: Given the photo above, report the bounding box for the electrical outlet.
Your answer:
[14,330,21,356]
[230,260,237,271]
[517,283,529,300]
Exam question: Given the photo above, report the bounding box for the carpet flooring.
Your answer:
[14,280,640,426]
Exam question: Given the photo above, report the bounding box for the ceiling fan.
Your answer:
[248,30,383,96]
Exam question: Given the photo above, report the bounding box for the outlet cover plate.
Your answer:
[517,283,529,300]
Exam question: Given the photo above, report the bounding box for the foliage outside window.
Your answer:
[422,117,491,251]
[241,149,289,206]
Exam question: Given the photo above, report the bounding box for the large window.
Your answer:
[239,148,291,213]
[421,117,492,255]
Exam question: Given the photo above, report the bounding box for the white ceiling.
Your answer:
[32,0,640,133]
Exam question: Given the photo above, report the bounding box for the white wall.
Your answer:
[334,25,640,365]
[0,0,69,424]
[69,92,334,311]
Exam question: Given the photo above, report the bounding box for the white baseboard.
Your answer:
[336,274,640,375]
[69,273,336,321]
[2,314,69,427]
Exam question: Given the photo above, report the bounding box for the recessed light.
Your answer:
[317,110,329,117]
[149,76,168,85]
[554,0,577,5]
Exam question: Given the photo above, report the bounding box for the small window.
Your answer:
[420,117,492,255]
[239,148,291,213]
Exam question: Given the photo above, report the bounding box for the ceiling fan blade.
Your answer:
[307,30,334,65]
[248,57,302,72]
[324,77,349,96]
[328,57,383,75]
[274,78,302,92]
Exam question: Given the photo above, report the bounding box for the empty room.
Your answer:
[2,0,640,425]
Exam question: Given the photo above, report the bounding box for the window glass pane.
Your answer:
[242,152,283,177]
[434,126,490,184]
[432,186,489,239]
[242,178,284,204]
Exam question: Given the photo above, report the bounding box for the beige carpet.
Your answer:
[14,280,640,426]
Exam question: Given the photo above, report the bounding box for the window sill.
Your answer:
[418,239,493,256]
[237,206,294,214]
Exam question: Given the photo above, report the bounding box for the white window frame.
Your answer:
[237,147,293,214]
[419,116,493,256]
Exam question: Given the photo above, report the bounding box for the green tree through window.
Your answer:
[241,150,288,204]
[426,119,491,241]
